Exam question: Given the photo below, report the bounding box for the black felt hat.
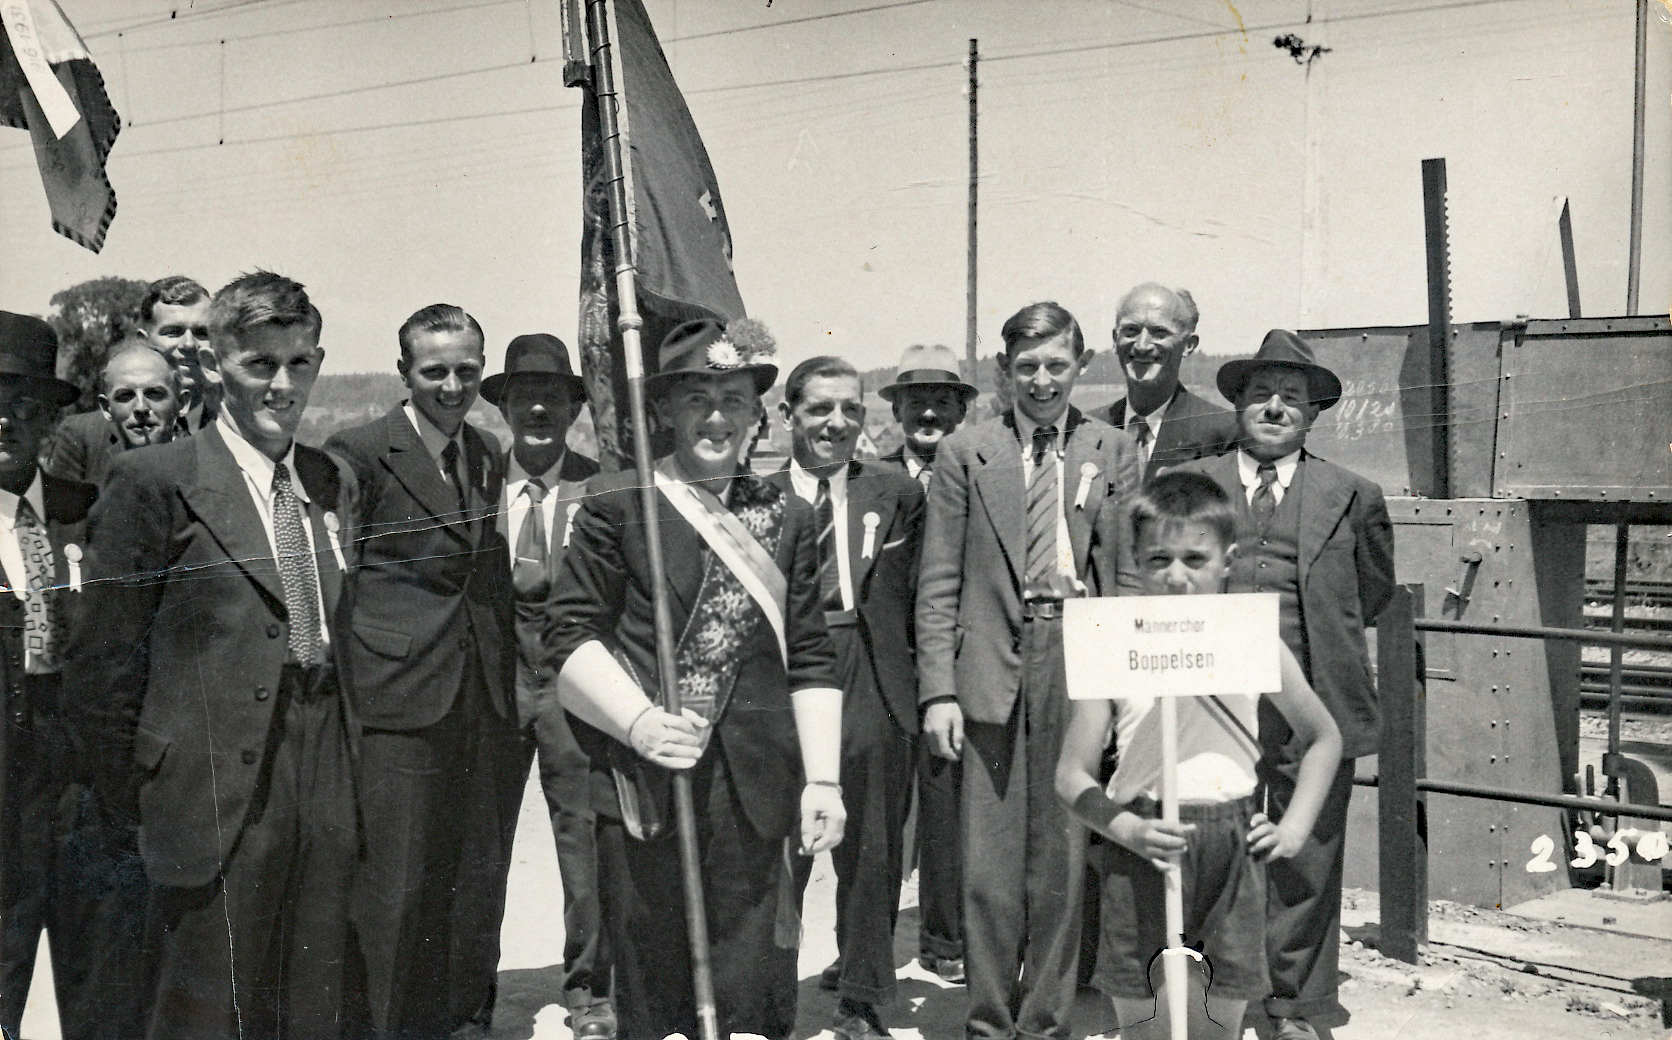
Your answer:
[645,318,778,396]
[481,333,587,407]
[0,311,77,407]
[1216,329,1342,411]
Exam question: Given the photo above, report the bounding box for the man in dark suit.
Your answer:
[66,272,361,1039]
[1090,283,1237,481]
[448,334,610,1038]
[772,356,923,1040]
[0,312,114,1040]
[136,275,218,437]
[550,318,844,1040]
[1176,330,1395,1040]
[875,343,977,986]
[325,304,514,1040]
[917,302,1141,1040]
[45,339,182,488]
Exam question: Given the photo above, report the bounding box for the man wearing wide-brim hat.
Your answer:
[874,342,976,987]
[548,316,844,1040]
[0,311,137,1040]
[451,334,614,1036]
[1175,329,1394,1040]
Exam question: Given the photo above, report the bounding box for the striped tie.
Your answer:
[1025,426,1059,596]
[813,478,842,610]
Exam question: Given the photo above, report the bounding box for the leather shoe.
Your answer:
[1272,1018,1321,1040]
[832,1000,891,1040]
[920,954,965,985]
[819,959,842,991]
[571,1002,618,1040]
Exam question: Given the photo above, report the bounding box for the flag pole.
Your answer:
[584,4,721,1039]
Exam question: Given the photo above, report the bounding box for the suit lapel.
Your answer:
[381,410,471,543]
[295,448,345,616]
[972,416,1025,589]
[179,428,287,610]
[1295,453,1353,588]
[1062,409,1105,572]
[845,461,891,596]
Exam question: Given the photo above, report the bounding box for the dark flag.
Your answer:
[566,0,745,469]
[0,0,119,252]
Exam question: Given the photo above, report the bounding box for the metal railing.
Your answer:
[1371,583,1672,964]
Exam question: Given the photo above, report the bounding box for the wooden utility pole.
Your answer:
[965,38,979,375]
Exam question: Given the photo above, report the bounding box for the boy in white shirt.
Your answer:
[1057,471,1342,1039]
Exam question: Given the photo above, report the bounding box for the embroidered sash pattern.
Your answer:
[672,473,784,725]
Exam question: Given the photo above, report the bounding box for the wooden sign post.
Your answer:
[1065,593,1281,1040]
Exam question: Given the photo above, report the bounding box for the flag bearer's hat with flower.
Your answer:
[647,317,778,396]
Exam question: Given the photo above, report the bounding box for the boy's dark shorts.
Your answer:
[1092,795,1270,1002]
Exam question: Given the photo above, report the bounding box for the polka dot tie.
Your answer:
[273,462,323,667]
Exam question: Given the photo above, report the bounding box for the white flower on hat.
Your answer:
[707,339,743,369]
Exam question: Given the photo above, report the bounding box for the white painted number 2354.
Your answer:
[1526,830,1671,872]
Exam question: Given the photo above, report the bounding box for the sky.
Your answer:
[1,0,1668,381]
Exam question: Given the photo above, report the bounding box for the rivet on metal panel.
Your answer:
[1490,755,1497,763]
[1491,686,1498,692]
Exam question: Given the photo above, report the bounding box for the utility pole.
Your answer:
[965,38,979,376]
[1626,0,1646,314]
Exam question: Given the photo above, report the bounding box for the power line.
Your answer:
[106,0,524,55]
[81,0,312,40]
[663,0,944,44]
[0,0,1552,167]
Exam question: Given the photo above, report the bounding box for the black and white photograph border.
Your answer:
[1,1,1669,1038]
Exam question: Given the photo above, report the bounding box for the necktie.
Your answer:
[14,500,61,673]
[813,477,842,611]
[1025,426,1059,595]
[1251,463,1279,527]
[1132,420,1154,469]
[273,462,324,667]
[441,439,467,517]
[513,478,550,598]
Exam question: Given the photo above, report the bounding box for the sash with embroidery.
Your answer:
[652,460,787,725]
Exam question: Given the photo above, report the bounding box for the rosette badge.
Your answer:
[650,316,779,394]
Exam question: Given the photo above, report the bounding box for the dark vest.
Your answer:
[1230,460,1309,748]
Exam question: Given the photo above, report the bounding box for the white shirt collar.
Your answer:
[508,451,566,489]
[1013,407,1068,452]
[1237,448,1301,490]
[403,401,462,462]
[789,457,848,500]
[0,471,47,530]
[901,443,932,479]
[1129,392,1173,432]
[217,416,307,503]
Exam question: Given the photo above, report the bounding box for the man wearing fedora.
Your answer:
[449,334,611,1038]
[64,273,361,1038]
[1176,330,1394,1040]
[0,311,113,1040]
[1090,283,1237,482]
[548,317,843,1040]
[917,302,1141,1040]
[772,355,924,1040]
[325,304,514,1040]
[876,342,977,986]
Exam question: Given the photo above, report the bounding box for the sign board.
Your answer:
[1063,593,1281,701]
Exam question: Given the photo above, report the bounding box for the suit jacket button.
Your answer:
[268,624,281,638]
[255,686,270,701]
[241,749,258,765]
